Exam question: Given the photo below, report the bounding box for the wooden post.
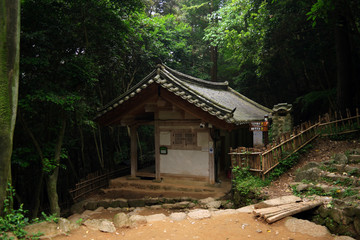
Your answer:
[357,108,359,126]
[130,125,138,178]
[154,113,161,182]
[335,111,338,131]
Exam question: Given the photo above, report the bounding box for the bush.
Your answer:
[0,184,29,239]
[231,167,265,207]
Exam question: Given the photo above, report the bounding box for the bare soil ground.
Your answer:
[54,137,360,240]
[54,212,334,240]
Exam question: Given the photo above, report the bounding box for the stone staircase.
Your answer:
[100,176,231,200]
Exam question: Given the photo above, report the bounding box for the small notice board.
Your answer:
[250,121,269,131]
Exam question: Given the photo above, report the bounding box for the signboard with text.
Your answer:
[250,121,269,131]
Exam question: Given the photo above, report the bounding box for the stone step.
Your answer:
[109,177,227,193]
[100,187,225,200]
[349,154,360,163]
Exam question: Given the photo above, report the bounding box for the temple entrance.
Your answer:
[136,125,155,178]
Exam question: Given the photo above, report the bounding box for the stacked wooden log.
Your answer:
[253,200,323,223]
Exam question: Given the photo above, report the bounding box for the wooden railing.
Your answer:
[69,166,130,202]
[230,108,360,179]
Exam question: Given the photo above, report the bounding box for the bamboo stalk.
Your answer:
[266,201,322,223]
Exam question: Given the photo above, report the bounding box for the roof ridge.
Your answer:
[161,64,229,90]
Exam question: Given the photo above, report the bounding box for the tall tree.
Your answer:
[0,0,20,216]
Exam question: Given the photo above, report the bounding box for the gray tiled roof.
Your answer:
[96,64,271,125]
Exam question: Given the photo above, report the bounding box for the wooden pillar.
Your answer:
[209,132,215,184]
[154,115,161,182]
[130,125,138,178]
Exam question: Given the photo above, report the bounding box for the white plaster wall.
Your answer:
[160,150,209,176]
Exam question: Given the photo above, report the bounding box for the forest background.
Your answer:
[1,0,360,218]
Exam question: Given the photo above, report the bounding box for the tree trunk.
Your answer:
[0,0,20,216]
[46,116,66,217]
[210,45,218,82]
[334,1,353,110]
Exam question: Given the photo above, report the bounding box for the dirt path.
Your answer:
[54,212,334,240]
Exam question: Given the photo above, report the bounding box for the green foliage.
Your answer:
[0,184,62,239]
[306,0,335,26]
[0,184,39,240]
[32,212,59,224]
[42,150,67,175]
[232,166,265,207]
[294,89,336,115]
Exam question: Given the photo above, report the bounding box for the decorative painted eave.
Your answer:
[95,64,272,126]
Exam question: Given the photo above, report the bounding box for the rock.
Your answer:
[169,212,187,221]
[128,199,145,208]
[68,213,83,223]
[70,200,86,214]
[354,217,360,236]
[144,198,160,206]
[84,201,98,210]
[199,197,215,204]
[162,203,174,209]
[113,213,131,228]
[129,215,147,226]
[212,209,238,216]
[317,205,330,218]
[149,205,162,210]
[188,209,211,220]
[24,221,59,237]
[344,165,359,175]
[99,220,116,233]
[289,182,309,192]
[83,219,103,231]
[145,214,167,222]
[221,200,234,209]
[58,218,71,233]
[334,236,356,240]
[110,198,128,208]
[315,183,333,193]
[285,217,330,237]
[300,161,321,171]
[329,208,352,225]
[94,206,104,212]
[97,200,111,209]
[206,200,222,209]
[348,154,360,163]
[333,164,346,172]
[334,153,348,164]
[172,201,191,209]
[83,219,115,233]
[107,207,121,211]
[295,167,322,182]
[81,209,96,219]
[236,205,254,213]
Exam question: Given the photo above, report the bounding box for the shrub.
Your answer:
[231,167,265,207]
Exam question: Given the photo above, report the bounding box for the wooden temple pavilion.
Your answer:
[95,64,271,184]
